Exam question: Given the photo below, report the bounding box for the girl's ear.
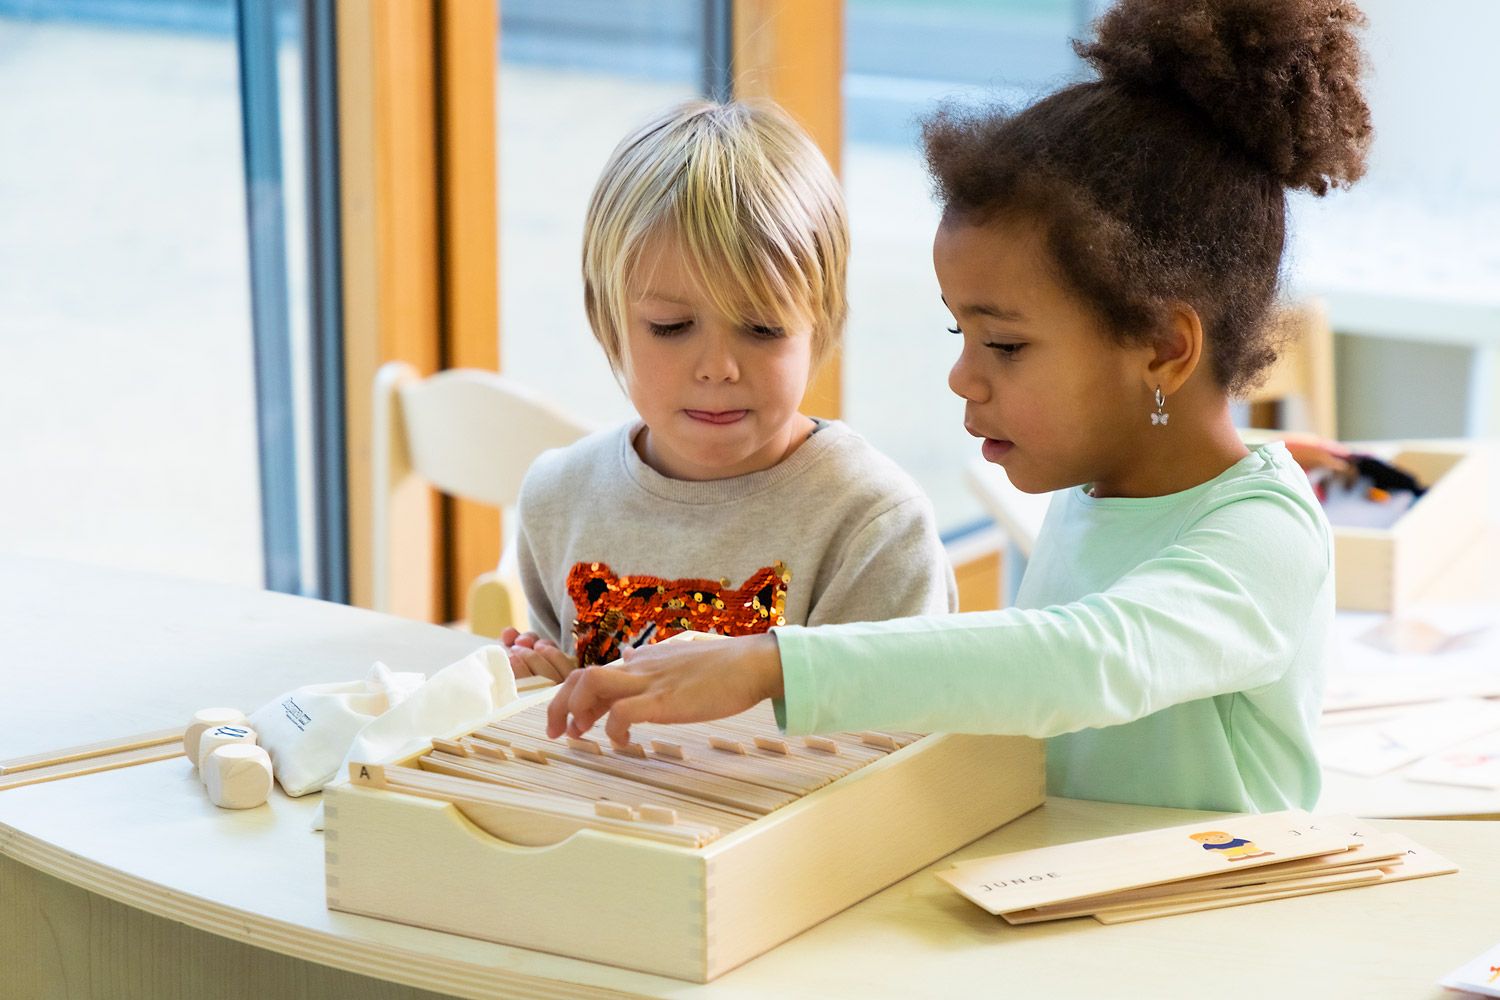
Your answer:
[1143,303,1204,395]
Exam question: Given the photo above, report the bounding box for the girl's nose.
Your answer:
[948,347,988,403]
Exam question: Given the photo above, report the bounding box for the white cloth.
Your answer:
[308,645,519,829]
[249,661,424,797]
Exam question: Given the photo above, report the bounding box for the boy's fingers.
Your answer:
[531,647,572,682]
[500,627,519,647]
[514,632,540,649]
[508,652,536,679]
[508,646,567,683]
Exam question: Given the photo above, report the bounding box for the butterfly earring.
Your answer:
[1150,386,1169,426]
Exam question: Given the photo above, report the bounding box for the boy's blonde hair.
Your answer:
[582,100,848,374]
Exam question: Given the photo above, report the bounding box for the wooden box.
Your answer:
[323,697,1044,982]
[1333,443,1490,612]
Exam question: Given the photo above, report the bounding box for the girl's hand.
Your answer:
[545,633,785,747]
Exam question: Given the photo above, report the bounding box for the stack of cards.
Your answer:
[938,810,1456,925]
[1440,941,1500,997]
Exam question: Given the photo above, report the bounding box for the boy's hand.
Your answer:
[508,642,575,682]
[499,628,551,650]
[545,633,785,747]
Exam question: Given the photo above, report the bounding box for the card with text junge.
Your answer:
[938,809,1354,915]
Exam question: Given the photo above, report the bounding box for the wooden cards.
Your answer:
[939,810,1458,925]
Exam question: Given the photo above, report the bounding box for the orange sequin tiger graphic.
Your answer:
[567,561,791,666]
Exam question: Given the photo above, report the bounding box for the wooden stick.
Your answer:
[0,741,185,792]
[0,727,184,776]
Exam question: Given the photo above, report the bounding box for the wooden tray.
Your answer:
[324,694,1044,982]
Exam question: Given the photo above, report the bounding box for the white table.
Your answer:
[2,557,1498,999]
[0,555,492,761]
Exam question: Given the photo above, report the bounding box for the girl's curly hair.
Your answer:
[923,0,1372,394]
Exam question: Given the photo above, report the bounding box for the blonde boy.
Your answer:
[507,100,954,680]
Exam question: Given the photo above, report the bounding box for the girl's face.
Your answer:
[936,216,1155,495]
[621,228,814,481]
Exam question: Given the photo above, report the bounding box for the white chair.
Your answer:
[372,361,594,635]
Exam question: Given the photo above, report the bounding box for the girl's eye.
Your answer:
[747,324,785,339]
[946,325,962,335]
[987,341,1025,359]
[648,321,691,337]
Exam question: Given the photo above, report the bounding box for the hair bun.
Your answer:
[1076,0,1372,195]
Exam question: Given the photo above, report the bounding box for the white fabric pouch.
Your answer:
[310,644,519,828]
[249,661,425,796]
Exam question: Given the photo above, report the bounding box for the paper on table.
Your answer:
[1325,606,1500,712]
[1440,940,1500,998]
[1318,698,1500,777]
[937,810,1352,916]
[1404,731,1500,790]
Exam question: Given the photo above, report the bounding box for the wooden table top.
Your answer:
[3,555,1496,998]
[2,767,1494,1000]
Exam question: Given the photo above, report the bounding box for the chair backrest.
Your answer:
[371,361,594,615]
[1246,300,1337,441]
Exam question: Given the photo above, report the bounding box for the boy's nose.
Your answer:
[695,337,740,382]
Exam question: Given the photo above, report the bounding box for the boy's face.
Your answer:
[621,229,814,481]
[935,216,1155,496]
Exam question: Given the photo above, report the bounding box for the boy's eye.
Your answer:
[946,325,962,335]
[648,321,691,337]
[987,341,1025,359]
[747,324,785,339]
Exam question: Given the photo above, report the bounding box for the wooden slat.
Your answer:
[0,728,183,776]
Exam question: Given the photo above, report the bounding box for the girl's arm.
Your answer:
[549,487,1330,746]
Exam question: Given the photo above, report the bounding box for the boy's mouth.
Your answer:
[685,409,749,426]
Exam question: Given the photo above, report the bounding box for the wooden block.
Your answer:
[185,708,249,770]
[859,732,900,751]
[513,747,548,765]
[709,737,747,755]
[567,737,603,755]
[202,744,273,810]
[753,737,789,755]
[650,740,685,760]
[803,736,839,754]
[469,743,511,762]
[614,742,647,759]
[430,737,470,757]
[594,800,635,821]
[638,805,678,825]
[196,725,257,772]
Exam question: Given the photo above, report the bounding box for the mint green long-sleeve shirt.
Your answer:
[773,443,1332,813]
